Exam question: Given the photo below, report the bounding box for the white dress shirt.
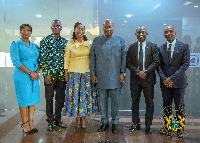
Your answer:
[138,40,146,71]
[167,39,176,58]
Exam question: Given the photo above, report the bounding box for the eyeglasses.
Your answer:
[21,30,32,33]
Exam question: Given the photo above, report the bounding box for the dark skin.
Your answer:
[163,25,176,88]
[18,26,40,132]
[135,26,148,79]
[91,19,125,84]
[65,24,87,126]
[19,26,40,81]
[65,24,85,82]
[45,20,62,84]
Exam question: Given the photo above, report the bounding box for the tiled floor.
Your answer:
[0,109,200,143]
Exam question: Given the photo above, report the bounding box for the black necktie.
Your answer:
[168,44,172,62]
[139,43,143,71]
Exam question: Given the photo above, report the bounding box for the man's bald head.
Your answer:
[103,19,114,27]
[136,26,147,33]
[164,25,176,32]
[135,26,148,43]
[164,25,176,43]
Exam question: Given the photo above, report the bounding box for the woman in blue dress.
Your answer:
[10,24,41,134]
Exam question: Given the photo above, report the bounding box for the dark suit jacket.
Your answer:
[126,41,159,88]
[158,40,190,89]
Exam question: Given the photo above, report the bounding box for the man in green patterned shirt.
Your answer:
[39,19,68,131]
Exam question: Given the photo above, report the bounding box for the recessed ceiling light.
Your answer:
[36,15,41,17]
[164,24,166,25]
[126,15,132,17]
[194,6,198,7]
[183,2,192,5]
[124,21,127,22]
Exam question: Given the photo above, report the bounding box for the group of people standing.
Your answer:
[10,19,190,139]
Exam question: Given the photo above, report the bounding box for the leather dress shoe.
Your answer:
[177,129,184,139]
[98,123,109,132]
[54,121,67,128]
[129,123,140,131]
[145,126,152,134]
[159,126,172,137]
[47,124,53,131]
[112,124,118,133]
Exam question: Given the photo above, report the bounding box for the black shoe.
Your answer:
[31,128,38,133]
[159,126,172,137]
[21,121,33,134]
[112,124,118,133]
[177,129,184,139]
[54,121,67,128]
[145,126,152,134]
[129,123,140,131]
[29,120,38,133]
[47,124,53,131]
[98,123,109,132]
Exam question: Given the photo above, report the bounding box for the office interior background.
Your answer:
[0,0,200,117]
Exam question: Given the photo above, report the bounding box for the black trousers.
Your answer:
[45,74,66,124]
[131,79,154,126]
[161,88,185,126]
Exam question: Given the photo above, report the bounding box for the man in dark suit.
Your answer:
[126,26,159,134]
[158,25,190,138]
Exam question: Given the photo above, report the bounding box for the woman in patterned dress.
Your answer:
[10,24,41,134]
[63,22,100,128]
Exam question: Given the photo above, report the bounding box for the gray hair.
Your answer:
[51,19,62,27]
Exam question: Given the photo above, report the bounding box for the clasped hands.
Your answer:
[138,70,147,79]
[30,72,39,81]
[163,77,173,88]
[91,73,125,84]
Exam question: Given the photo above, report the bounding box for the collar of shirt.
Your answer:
[73,40,91,49]
[19,38,33,46]
[167,39,176,51]
[50,33,61,41]
[138,40,146,52]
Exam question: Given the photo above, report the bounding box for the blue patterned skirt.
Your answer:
[63,72,100,117]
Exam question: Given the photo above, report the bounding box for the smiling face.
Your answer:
[164,25,176,43]
[75,24,85,40]
[135,26,148,43]
[103,20,114,39]
[51,20,62,35]
[20,26,32,39]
